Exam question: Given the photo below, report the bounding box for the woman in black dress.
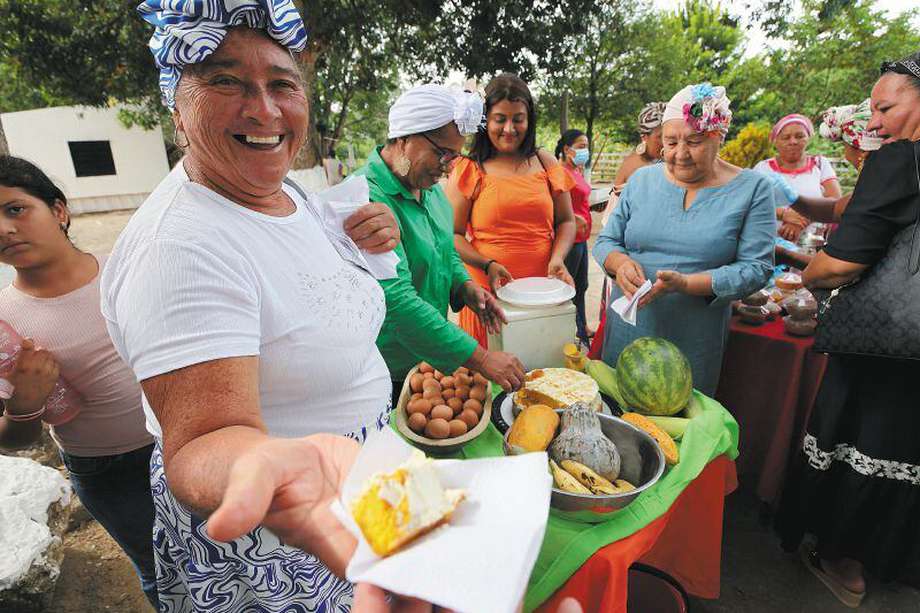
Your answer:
[777,51,920,608]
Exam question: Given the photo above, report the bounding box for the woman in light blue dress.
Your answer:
[593,84,775,395]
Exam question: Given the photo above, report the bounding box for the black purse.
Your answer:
[813,142,920,360]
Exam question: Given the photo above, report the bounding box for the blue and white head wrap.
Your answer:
[138,0,308,110]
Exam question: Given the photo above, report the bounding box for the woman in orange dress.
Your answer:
[445,73,576,346]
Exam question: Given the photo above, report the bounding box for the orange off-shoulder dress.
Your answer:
[449,157,575,346]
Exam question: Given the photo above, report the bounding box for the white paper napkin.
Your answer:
[314,176,400,280]
[610,279,653,325]
[331,428,552,613]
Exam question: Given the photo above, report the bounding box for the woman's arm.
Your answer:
[822,178,843,199]
[142,356,360,577]
[790,193,844,223]
[0,340,58,450]
[445,177,490,270]
[803,251,867,289]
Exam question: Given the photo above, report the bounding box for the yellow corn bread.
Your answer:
[514,368,601,411]
[350,450,464,557]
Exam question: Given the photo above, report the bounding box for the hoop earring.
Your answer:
[174,125,189,149]
[635,141,646,155]
[394,154,411,177]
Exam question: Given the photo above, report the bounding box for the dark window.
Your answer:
[68,141,116,177]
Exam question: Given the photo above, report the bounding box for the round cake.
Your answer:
[513,368,601,415]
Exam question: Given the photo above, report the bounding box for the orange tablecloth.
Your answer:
[537,455,737,613]
[715,316,827,505]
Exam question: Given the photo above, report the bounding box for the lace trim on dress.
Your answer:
[803,433,920,485]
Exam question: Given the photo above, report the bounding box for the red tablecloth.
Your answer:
[537,456,737,613]
[714,316,827,505]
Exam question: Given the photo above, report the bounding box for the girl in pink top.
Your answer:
[0,155,158,609]
[555,129,593,344]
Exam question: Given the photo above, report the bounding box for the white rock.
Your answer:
[0,454,71,599]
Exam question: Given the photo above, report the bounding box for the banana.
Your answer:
[613,479,636,493]
[560,459,617,495]
[584,360,628,409]
[549,460,593,494]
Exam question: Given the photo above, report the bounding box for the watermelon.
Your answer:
[615,337,692,416]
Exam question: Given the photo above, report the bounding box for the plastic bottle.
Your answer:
[0,320,82,425]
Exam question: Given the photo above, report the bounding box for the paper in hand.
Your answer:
[611,279,653,325]
[314,176,399,280]
[331,428,551,613]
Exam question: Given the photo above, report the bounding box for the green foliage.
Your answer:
[719,122,772,168]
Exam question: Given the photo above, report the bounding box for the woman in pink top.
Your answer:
[555,129,593,344]
[0,155,158,609]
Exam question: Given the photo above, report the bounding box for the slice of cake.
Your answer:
[514,368,601,411]
[350,450,464,557]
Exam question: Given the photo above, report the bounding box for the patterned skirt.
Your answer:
[776,355,920,584]
[150,410,390,612]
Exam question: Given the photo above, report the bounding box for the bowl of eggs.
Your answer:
[394,362,493,455]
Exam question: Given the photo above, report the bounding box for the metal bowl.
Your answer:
[504,410,666,523]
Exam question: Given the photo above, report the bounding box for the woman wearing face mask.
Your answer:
[777,52,920,608]
[554,129,593,345]
[354,84,525,399]
[0,156,159,609]
[755,114,843,241]
[446,74,576,347]
[592,83,775,395]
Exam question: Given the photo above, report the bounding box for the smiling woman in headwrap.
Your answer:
[592,83,775,394]
[355,84,525,401]
[101,1,403,610]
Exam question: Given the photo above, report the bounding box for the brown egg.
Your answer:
[410,392,423,401]
[408,413,427,433]
[472,373,488,386]
[455,385,471,401]
[454,366,469,376]
[422,378,441,393]
[407,398,433,416]
[440,375,456,389]
[458,409,479,429]
[428,396,444,407]
[448,419,468,437]
[447,397,464,415]
[423,371,435,380]
[409,373,425,393]
[418,362,434,374]
[422,388,442,401]
[441,388,456,400]
[453,373,469,387]
[425,418,450,439]
[434,370,444,380]
[430,404,453,421]
[469,386,487,402]
[463,398,483,416]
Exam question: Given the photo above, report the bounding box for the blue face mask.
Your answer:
[572,148,590,166]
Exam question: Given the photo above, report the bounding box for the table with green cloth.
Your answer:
[393,390,740,612]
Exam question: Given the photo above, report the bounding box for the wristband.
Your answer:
[5,404,46,422]
[483,259,496,273]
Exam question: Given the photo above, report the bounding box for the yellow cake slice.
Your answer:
[514,368,601,411]
[350,450,464,557]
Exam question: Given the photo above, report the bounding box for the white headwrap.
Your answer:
[388,85,484,139]
[662,83,732,134]
[819,99,883,152]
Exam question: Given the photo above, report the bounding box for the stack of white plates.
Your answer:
[495,277,575,308]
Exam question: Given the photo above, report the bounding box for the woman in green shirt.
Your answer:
[355,85,526,404]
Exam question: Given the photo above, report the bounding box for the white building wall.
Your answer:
[0,106,169,214]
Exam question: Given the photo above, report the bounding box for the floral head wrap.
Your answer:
[769,114,814,142]
[138,0,308,110]
[819,99,883,152]
[388,85,484,139]
[662,83,732,135]
[637,102,667,135]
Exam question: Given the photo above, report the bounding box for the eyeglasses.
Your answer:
[418,132,464,168]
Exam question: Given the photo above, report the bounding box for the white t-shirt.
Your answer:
[101,164,391,439]
[753,156,838,199]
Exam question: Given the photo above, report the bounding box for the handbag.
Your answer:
[813,141,920,359]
